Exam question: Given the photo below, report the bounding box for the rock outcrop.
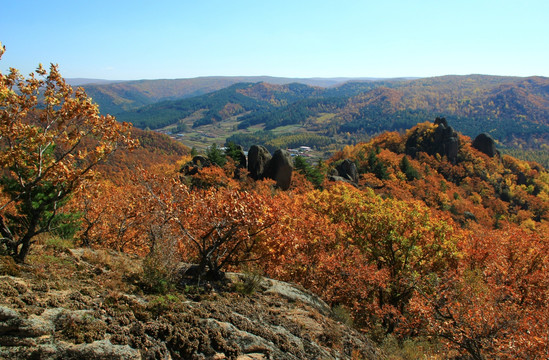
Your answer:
[181,155,213,175]
[335,159,359,184]
[0,305,140,359]
[179,145,295,190]
[405,117,460,164]
[472,133,498,157]
[0,248,380,360]
[248,146,293,190]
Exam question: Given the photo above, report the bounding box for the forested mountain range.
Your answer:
[82,76,379,114]
[111,75,549,152]
[65,78,121,86]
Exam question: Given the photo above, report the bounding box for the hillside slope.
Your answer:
[115,82,324,130]
[83,76,362,115]
[113,75,549,150]
[0,246,380,360]
[2,116,547,360]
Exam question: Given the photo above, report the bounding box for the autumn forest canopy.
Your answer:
[86,75,549,160]
[1,45,548,359]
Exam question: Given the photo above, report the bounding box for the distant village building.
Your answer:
[287,146,312,156]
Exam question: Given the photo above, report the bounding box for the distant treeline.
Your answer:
[227,131,334,153]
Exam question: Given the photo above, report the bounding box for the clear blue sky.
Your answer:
[1,0,548,80]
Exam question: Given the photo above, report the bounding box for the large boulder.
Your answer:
[472,133,497,157]
[247,145,271,180]
[265,149,293,190]
[335,159,359,184]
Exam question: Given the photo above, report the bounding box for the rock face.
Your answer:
[405,117,460,164]
[472,133,497,157]
[432,117,459,164]
[0,248,381,360]
[335,159,359,184]
[247,145,272,180]
[265,149,293,190]
[0,305,140,360]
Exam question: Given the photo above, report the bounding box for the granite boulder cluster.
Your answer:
[183,145,294,190]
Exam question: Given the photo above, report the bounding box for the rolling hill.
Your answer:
[112,75,549,152]
[82,76,378,114]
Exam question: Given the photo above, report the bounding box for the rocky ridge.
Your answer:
[0,246,379,359]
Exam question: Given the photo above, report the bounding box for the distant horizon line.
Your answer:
[67,75,417,82]
[65,73,546,86]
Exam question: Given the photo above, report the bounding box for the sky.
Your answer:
[1,0,548,80]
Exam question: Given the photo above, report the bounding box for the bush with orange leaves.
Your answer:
[409,223,549,359]
[141,172,278,282]
[260,182,463,334]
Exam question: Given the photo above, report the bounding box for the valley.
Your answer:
[87,75,549,166]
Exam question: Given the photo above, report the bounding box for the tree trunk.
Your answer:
[15,211,39,263]
[16,235,32,263]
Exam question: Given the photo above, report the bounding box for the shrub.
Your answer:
[233,268,263,295]
[331,304,353,327]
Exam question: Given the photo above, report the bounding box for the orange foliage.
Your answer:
[0,52,135,261]
[410,223,549,359]
[69,179,151,255]
[22,104,546,359]
[141,172,278,278]
[258,182,463,333]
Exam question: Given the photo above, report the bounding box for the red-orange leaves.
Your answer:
[410,223,549,359]
[70,179,151,255]
[258,182,462,333]
[143,174,278,279]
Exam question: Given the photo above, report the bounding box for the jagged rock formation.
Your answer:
[180,146,293,190]
[181,155,213,175]
[472,133,498,157]
[335,159,359,184]
[0,248,380,360]
[405,117,460,164]
[247,145,272,180]
[264,149,293,190]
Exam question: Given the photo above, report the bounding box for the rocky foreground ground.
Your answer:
[0,245,380,359]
